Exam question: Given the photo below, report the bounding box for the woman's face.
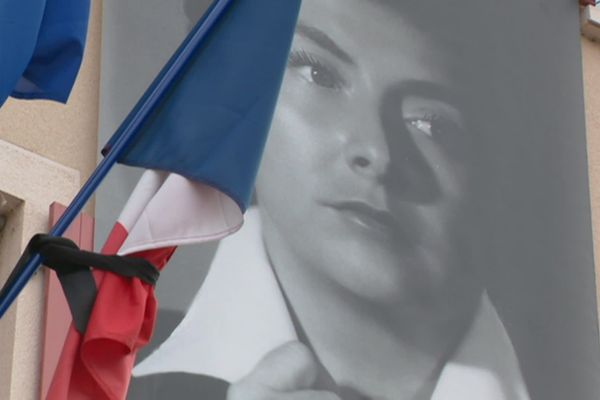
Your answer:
[256,0,477,305]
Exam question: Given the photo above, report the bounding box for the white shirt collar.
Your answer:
[134,208,530,400]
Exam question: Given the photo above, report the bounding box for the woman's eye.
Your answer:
[288,50,345,90]
[408,118,435,137]
[297,65,339,89]
[406,114,459,139]
[406,115,442,138]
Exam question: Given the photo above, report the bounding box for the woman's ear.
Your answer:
[183,0,214,27]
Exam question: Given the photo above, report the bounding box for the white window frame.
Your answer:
[582,5,600,41]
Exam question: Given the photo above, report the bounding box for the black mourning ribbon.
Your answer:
[6,234,159,333]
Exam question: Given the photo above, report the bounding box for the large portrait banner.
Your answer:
[94,1,600,399]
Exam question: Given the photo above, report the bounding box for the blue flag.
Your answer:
[0,0,90,106]
[104,0,301,213]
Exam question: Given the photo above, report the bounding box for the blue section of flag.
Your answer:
[0,0,90,106]
[110,0,301,213]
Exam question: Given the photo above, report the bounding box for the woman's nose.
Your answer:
[343,114,391,180]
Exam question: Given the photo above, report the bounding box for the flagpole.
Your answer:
[0,0,235,319]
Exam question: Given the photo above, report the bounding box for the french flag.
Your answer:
[46,171,243,399]
[46,0,301,398]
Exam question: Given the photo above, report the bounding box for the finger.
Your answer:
[239,341,320,391]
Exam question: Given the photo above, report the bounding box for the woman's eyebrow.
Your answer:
[295,23,355,65]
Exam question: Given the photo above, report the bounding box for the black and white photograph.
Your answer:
[93,1,600,399]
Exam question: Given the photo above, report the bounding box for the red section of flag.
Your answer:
[581,0,596,6]
[46,222,176,400]
[41,204,95,400]
[46,169,244,399]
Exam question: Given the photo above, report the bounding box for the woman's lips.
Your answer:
[325,200,405,238]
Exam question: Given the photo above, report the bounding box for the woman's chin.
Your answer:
[324,258,444,307]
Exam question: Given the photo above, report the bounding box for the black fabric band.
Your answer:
[7,234,160,333]
[30,235,160,285]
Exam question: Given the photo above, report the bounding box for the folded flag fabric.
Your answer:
[0,0,90,107]
[46,0,301,398]
[47,171,242,399]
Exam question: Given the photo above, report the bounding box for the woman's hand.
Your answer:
[227,341,341,400]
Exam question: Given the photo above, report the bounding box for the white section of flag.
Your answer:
[116,170,244,255]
